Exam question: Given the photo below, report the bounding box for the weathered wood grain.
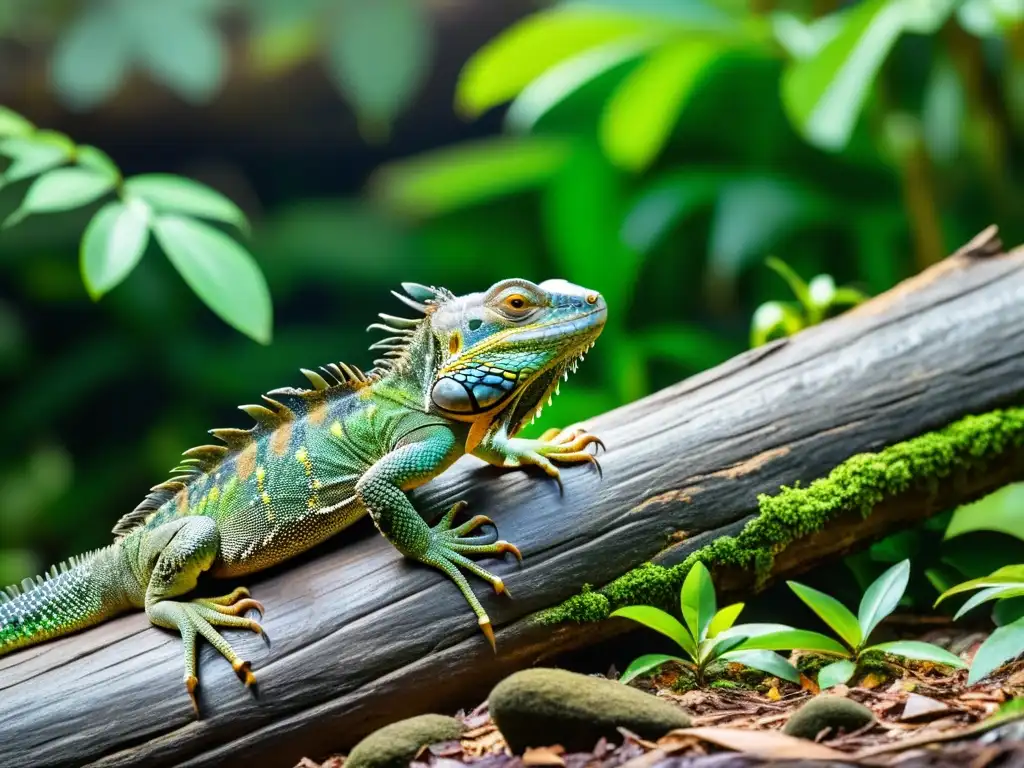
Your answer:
[2,228,1024,768]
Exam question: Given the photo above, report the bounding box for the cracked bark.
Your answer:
[2,227,1023,768]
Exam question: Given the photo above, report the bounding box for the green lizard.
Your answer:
[0,278,606,712]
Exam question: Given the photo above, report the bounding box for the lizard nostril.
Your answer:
[586,294,598,305]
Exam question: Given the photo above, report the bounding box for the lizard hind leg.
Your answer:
[141,518,263,714]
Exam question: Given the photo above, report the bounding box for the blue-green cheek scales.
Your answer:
[0,278,607,713]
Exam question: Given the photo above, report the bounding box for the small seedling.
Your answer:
[936,564,1024,684]
[610,562,801,686]
[758,560,967,688]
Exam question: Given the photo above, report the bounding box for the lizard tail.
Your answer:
[0,545,133,656]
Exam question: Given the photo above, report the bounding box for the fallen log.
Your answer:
[2,227,1024,768]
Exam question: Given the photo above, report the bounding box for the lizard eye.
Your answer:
[499,293,533,318]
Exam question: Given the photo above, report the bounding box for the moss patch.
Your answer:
[541,407,1024,625]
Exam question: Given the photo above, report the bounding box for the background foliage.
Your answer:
[0,0,1022,626]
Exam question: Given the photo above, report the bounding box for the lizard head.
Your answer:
[425,278,606,448]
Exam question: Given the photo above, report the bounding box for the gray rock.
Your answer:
[783,695,875,740]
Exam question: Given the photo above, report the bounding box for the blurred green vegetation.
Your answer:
[1,0,1022,600]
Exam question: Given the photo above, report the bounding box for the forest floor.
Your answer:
[300,625,1024,768]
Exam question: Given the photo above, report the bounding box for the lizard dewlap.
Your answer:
[0,278,607,714]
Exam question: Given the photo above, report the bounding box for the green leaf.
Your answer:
[935,566,1024,604]
[601,38,725,171]
[764,258,812,312]
[609,604,697,659]
[636,325,743,374]
[787,581,862,650]
[945,483,1024,542]
[858,559,910,642]
[4,167,115,227]
[736,629,850,656]
[700,633,747,663]
[456,8,657,117]
[780,0,904,151]
[0,107,33,138]
[152,215,272,344]
[707,603,744,639]
[620,170,729,254]
[750,301,804,347]
[128,4,226,103]
[954,586,1024,621]
[76,146,120,183]
[505,36,659,133]
[717,622,793,640]
[866,640,967,669]
[326,0,432,137]
[371,137,571,218]
[49,3,130,110]
[79,200,151,299]
[682,560,717,642]
[818,659,857,689]
[619,653,689,684]
[0,137,73,184]
[968,616,1024,685]
[124,174,249,233]
[720,649,801,684]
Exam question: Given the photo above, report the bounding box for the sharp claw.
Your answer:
[233,659,257,687]
[497,541,523,562]
[592,437,607,454]
[493,578,506,595]
[186,675,200,716]
[479,617,496,652]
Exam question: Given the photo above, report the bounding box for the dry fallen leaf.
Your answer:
[901,693,952,722]
[766,685,782,702]
[666,727,857,761]
[522,745,566,766]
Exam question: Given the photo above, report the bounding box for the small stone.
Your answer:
[782,695,875,740]
[489,667,692,754]
[901,693,951,721]
[344,714,465,768]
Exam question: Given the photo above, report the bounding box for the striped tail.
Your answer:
[0,546,132,655]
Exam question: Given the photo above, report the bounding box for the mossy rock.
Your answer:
[489,667,691,753]
[345,714,464,768]
[783,696,875,740]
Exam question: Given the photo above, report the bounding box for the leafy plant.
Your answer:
[610,562,801,686]
[0,107,271,344]
[750,257,869,347]
[762,560,967,689]
[936,565,1024,684]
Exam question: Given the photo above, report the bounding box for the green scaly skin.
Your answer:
[0,278,607,713]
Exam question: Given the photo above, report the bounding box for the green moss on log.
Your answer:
[541,407,1024,625]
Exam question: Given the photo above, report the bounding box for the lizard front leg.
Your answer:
[355,425,521,649]
[141,517,264,713]
[472,422,605,490]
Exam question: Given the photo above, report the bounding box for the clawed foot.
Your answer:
[511,424,606,492]
[148,587,264,715]
[423,501,523,651]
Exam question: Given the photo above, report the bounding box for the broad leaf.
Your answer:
[0,137,72,185]
[505,36,659,133]
[716,622,793,641]
[127,3,226,104]
[818,659,856,689]
[858,559,910,641]
[5,167,115,227]
[945,483,1024,542]
[49,3,130,110]
[76,146,120,182]
[787,581,862,650]
[371,137,571,218]
[764,258,812,313]
[935,565,1024,604]
[619,653,690,684]
[780,0,903,150]
[736,629,849,656]
[954,586,1024,621]
[866,640,967,669]
[609,604,697,659]
[707,602,744,639]
[967,616,1024,685]
[682,561,717,642]
[0,108,34,138]
[720,649,801,684]
[620,170,729,254]
[152,215,272,344]
[326,0,432,135]
[701,633,747,663]
[124,174,249,233]
[456,8,656,116]
[80,200,151,299]
[601,38,724,171]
